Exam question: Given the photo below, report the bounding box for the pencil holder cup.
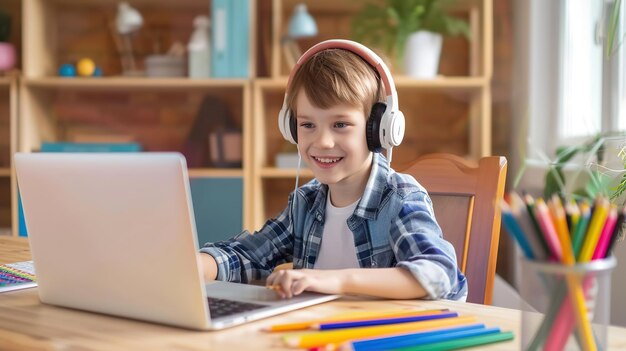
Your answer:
[519,256,616,351]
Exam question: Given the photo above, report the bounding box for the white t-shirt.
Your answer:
[314,194,360,269]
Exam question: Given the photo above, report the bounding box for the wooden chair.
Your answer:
[399,153,507,305]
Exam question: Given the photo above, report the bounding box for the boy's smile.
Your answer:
[295,91,373,206]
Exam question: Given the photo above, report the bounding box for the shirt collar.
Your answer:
[310,152,390,221]
[354,152,390,219]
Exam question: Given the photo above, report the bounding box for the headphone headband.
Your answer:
[285,39,398,112]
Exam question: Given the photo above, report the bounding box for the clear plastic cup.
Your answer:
[519,256,616,351]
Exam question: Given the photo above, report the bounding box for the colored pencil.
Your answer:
[341,325,486,351]
[566,199,581,234]
[572,202,592,257]
[283,316,478,348]
[545,205,597,351]
[313,312,458,330]
[523,194,551,255]
[509,192,548,259]
[344,325,493,351]
[533,199,563,261]
[388,331,515,351]
[578,197,609,262]
[263,309,449,332]
[592,205,618,260]
[547,203,619,351]
[549,195,572,253]
[605,206,626,258]
[500,200,535,259]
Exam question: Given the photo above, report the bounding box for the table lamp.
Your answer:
[282,4,317,68]
[112,2,144,76]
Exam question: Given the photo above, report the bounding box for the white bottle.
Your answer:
[187,15,211,78]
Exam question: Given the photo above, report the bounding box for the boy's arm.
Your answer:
[266,267,428,299]
[390,190,467,300]
[342,268,428,299]
[198,193,297,283]
[197,253,218,281]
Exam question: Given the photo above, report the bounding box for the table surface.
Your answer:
[1,236,625,350]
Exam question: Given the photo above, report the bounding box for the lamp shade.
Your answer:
[116,2,143,35]
[288,4,317,38]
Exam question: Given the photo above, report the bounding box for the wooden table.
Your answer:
[1,236,625,350]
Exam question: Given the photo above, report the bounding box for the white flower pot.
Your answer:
[403,31,443,78]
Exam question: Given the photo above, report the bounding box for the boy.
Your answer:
[198,40,467,301]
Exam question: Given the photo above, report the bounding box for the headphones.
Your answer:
[277,39,405,157]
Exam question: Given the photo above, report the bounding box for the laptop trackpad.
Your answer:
[205,281,324,305]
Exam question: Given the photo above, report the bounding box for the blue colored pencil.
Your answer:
[314,312,458,330]
[347,325,492,351]
[500,200,535,258]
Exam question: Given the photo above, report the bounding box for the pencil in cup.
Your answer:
[543,204,619,351]
[520,257,616,351]
[502,193,619,350]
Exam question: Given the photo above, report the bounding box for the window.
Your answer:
[558,1,603,140]
[558,0,625,142]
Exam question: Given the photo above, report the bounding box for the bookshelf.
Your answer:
[13,0,254,241]
[6,0,493,237]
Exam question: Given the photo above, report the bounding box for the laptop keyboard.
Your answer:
[207,297,267,319]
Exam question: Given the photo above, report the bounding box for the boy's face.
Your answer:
[295,91,373,189]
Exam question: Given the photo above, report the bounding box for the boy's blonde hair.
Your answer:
[286,48,385,118]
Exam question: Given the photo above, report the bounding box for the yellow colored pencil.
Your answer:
[262,309,447,332]
[283,316,477,348]
[548,196,596,351]
[579,197,609,262]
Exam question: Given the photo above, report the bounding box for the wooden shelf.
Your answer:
[43,0,207,6]
[188,169,244,178]
[0,169,10,177]
[255,76,486,90]
[260,167,314,178]
[23,77,249,90]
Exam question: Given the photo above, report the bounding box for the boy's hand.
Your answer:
[265,269,345,298]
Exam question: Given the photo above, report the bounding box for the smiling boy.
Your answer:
[198,40,467,301]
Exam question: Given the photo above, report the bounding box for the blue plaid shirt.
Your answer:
[200,153,467,300]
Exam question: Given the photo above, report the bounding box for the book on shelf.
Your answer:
[40,142,142,153]
[0,260,37,293]
[211,0,250,78]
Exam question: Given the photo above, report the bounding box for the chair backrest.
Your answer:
[399,153,507,304]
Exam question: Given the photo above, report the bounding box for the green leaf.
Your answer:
[585,171,613,199]
[351,0,470,62]
[606,0,622,58]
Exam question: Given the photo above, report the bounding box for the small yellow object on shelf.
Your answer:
[76,58,96,77]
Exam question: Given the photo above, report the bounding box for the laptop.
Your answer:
[14,152,338,330]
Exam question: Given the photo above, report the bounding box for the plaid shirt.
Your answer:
[200,153,467,300]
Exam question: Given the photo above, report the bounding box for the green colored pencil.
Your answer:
[390,331,514,351]
[572,202,592,257]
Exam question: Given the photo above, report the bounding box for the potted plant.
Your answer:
[0,11,16,72]
[352,0,470,78]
